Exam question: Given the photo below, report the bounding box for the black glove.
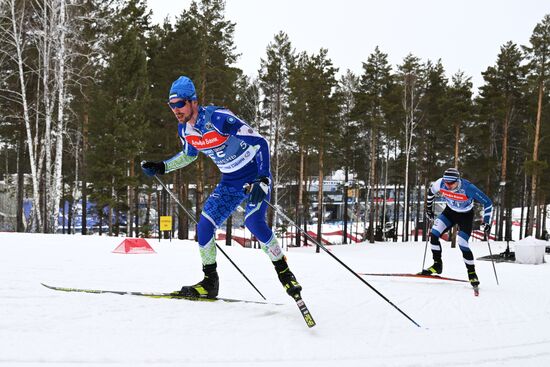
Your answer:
[483,223,491,239]
[141,160,165,176]
[244,177,270,206]
[426,207,434,220]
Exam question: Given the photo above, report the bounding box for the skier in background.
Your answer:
[423,168,493,288]
[141,76,302,299]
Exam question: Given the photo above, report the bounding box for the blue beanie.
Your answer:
[169,76,197,101]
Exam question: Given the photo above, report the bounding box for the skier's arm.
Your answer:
[425,182,437,219]
[218,113,271,179]
[469,185,493,224]
[427,179,442,210]
[426,185,436,210]
[237,126,270,178]
[164,127,199,173]
[163,150,197,173]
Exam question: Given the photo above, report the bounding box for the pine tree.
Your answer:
[417,60,450,240]
[305,49,339,250]
[88,0,151,235]
[335,70,360,243]
[288,52,312,246]
[523,14,550,237]
[354,46,394,243]
[259,31,295,226]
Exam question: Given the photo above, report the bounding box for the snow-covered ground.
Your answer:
[1,232,549,367]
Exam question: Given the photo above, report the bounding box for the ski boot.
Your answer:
[273,257,302,298]
[467,270,480,288]
[178,263,219,299]
[467,268,480,296]
[419,261,443,275]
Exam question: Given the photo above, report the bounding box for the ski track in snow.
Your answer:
[1,232,549,366]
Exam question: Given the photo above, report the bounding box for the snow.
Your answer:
[1,232,550,366]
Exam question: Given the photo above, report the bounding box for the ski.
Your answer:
[41,283,282,305]
[359,273,469,283]
[293,294,316,328]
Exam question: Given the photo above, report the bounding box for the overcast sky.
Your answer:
[147,0,550,91]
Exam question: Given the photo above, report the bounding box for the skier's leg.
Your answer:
[179,183,246,298]
[424,212,453,274]
[197,183,247,264]
[245,196,302,297]
[457,211,479,286]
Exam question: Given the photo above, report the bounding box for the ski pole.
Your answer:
[265,201,421,328]
[485,236,500,286]
[153,174,267,300]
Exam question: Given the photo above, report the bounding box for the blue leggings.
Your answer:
[197,181,273,248]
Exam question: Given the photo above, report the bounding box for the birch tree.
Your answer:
[398,54,425,241]
[0,0,42,230]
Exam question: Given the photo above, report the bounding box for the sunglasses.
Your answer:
[168,100,188,109]
[443,180,458,187]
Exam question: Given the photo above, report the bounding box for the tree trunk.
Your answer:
[61,182,66,234]
[16,127,25,232]
[51,0,67,233]
[272,91,282,228]
[343,166,349,244]
[527,80,544,236]
[67,197,73,235]
[542,197,548,238]
[134,184,139,237]
[10,0,42,230]
[296,146,305,247]
[81,112,88,235]
[382,146,389,240]
[145,192,152,237]
[99,209,103,236]
[415,171,421,242]
[535,195,542,239]
[422,177,428,242]
[368,130,376,243]
[454,123,460,166]
[519,172,526,240]
[128,160,134,236]
[316,147,324,253]
[393,184,401,242]
[536,176,542,239]
[404,157,410,242]
[497,105,511,241]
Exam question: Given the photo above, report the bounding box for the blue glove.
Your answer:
[141,160,165,176]
[245,177,270,206]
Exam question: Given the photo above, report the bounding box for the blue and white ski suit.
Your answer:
[427,178,493,267]
[163,106,282,264]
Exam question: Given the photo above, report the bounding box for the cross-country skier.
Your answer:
[422,168,493,288]
[141,76,301,299]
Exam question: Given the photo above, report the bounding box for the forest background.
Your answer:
[1,0,549,244]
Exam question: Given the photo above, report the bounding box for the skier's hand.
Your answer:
[426,207,434,220]
[244,177,270,205]
[141,160,165,176]
[482,223,491,239]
